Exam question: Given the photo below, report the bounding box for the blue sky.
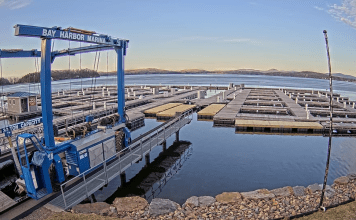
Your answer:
[1,0,356,77]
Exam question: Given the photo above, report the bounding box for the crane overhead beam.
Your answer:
[0,45,114,61]
[54,45,114,58]
[0,49,40,58]
[14,24,129,47]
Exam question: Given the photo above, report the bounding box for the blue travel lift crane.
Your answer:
[0,25,131,199]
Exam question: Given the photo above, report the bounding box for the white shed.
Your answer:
[7,92,38,114]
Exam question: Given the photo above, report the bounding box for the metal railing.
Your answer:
[55,109,193,210]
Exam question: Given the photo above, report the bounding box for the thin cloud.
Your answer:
[0,0,32,9]
[224,38,251,43]
[177,36,260,45]
[314,6,325,11]
[328,0,356,29]
[179,36,222,41]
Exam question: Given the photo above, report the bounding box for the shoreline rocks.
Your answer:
[149,198,180,217]
[69,174,356,219]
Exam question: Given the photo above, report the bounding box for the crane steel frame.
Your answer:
[1,24,129,150]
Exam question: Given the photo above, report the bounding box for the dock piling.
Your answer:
[145,154,150,167]
[162,141,167,152]
[120,171,126,187]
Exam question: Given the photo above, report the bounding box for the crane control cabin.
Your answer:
[0,24,131,200]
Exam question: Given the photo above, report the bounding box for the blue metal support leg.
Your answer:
[41,38,55,148]
[115,46,125,124]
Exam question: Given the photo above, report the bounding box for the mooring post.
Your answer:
[145,154,150,167]
[175,130,180,142]
[162,140,167,152]
[120,171,126,187]
[90,194,97,203]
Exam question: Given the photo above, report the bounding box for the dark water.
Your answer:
[3,74,356,204]
[156,115,356,204]
[93,115,356,205]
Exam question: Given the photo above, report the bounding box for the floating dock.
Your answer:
[144,103,182,117]
[156,104,196,120]
[197,104,226,120]
[235,119,323,134]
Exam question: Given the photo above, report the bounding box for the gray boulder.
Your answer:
[183,196,199,207]
[317,184,335,198]
[293,186,306,196]
[183,196,216,208]
[241,189,275,200]
[198,196,216,207]
[347,173,356,180]
[307,183,322,193]
[271,186,294,197]
[334,176,349,185]
[149,198,180,217]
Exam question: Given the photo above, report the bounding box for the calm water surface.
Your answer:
[3,74,356,204]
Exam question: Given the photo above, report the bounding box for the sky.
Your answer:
[1,0,356,77]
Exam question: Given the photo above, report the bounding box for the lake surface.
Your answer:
[92,114,356,204]
[3,74,356,204]
[3,73,356,99]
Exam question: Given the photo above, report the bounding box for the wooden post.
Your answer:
[145,154,150,167]
[120,171,126,187]
[162,141,167,152]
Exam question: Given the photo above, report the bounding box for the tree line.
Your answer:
[0,69,100,85]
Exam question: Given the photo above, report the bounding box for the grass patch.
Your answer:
[297,200,356,220]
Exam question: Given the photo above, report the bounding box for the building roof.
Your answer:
[7,92,38,97]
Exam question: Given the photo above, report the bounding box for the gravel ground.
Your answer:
[20,207,55,220]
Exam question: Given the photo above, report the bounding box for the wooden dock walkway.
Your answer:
[192,88,237,106]
[0,191,16,213]
[274,90,311,119]
[213,89,251,126]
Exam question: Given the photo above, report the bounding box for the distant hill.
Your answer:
[333,73,356,81]
[100,68,356,82]
[17,69,100,84]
